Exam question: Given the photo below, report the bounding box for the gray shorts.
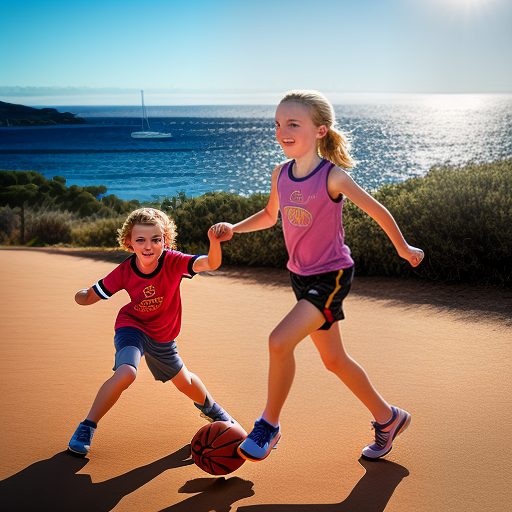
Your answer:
[113,326,184,382]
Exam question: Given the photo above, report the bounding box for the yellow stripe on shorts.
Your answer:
[324,269,344,309]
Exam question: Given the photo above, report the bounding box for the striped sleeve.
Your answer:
[91,262,125,299]
[92,279,113,300]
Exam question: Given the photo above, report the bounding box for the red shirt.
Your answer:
[92,250,198,342]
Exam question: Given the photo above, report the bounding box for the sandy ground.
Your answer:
[0,248,511,511]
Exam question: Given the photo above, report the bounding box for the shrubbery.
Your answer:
[71,217,125,247]
[1,160,510,285]
[344,159,512,285]
[25,209,74,246]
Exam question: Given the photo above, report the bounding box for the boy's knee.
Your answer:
[115,364,137,388]
[171,368,193,392]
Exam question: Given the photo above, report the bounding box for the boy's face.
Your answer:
[128,223,165,271]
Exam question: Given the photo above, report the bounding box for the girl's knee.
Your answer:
[114,364,137,388]
[322,353,350,374]
[268,330,294,357]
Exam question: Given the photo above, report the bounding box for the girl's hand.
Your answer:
[209,223,234,242]
[400,245,424,267]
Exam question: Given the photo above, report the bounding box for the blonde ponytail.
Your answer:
[318,126,354,169]
[280,90,355,169]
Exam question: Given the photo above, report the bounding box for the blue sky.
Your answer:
[1,0,511,104]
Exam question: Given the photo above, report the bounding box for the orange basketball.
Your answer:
[191,421,247,475]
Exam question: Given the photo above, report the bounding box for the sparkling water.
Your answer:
[1,94,510,201]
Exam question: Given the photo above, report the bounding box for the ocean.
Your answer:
[1,94,511,201]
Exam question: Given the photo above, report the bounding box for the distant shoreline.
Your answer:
[0,100,85,127]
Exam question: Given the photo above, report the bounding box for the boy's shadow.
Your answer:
[238,457,410,512]
[0,445,193,512]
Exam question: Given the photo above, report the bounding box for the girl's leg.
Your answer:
[86,364,137,424]
[309,326,392,424]
[262,300,326,426]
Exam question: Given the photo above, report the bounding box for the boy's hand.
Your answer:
[399,245,424,268]
[209,222,234,242]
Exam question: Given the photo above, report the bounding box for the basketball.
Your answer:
[191,421,247,475]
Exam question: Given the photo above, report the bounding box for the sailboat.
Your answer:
[131,90,172,139]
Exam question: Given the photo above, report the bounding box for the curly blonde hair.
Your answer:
[117,207,177,251]
[280,90,355,169]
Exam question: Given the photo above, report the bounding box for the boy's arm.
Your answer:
[192,227,226,273]
[330,168,424,268]
[75,287,102,306]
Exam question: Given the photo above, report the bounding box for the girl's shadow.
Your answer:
[238,457,409,512]
[0,445,193,511]
[160,477,255,511]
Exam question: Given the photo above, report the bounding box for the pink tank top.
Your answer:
[277,159,354,276]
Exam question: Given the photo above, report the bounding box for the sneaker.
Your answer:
[68,422,95,456]
[362,406,411,459]
[237,418,281,462]
[195,401,235,424]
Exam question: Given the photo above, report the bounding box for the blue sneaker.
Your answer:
[362,406,411,459]
[68,422,95,456]
[237,418,281,462]
[195,401,235,424]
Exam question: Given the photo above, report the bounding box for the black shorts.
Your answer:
[290,266,354,330]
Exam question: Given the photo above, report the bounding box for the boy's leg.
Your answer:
[171,366,234,423]
[238,300,324,462]
[68,328,143,456]
[68,364,137,456]
[143,338,234,423]
[86,364,137,423]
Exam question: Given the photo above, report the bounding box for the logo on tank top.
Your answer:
[290,190,304,203]
[284,206,312,227]
[290,190,317,204]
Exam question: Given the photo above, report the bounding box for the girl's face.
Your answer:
[275,101,327,159]
[128,223,165,272]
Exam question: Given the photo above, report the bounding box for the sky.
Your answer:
[1,0,511,105]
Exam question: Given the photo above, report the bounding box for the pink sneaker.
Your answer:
[362,406,411,459]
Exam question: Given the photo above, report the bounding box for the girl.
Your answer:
[213,90,424,462]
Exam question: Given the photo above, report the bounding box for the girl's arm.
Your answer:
[330,169,424,267]
[192,227,228,273]
[213,165,282,236]
[75,287,102,306]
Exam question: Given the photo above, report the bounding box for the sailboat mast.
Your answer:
[141,90,151,131]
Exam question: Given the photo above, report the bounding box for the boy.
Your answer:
[68,207,233,456]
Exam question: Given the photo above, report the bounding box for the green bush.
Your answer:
[0,206,20,244]
[0,170,139,219]
[344,159,512,285]
[71,217,125,247]
[25,209,75,245]
[2,160,510,285]
[162,191,287,266]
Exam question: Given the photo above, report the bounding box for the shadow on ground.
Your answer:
[0,445,192,511]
